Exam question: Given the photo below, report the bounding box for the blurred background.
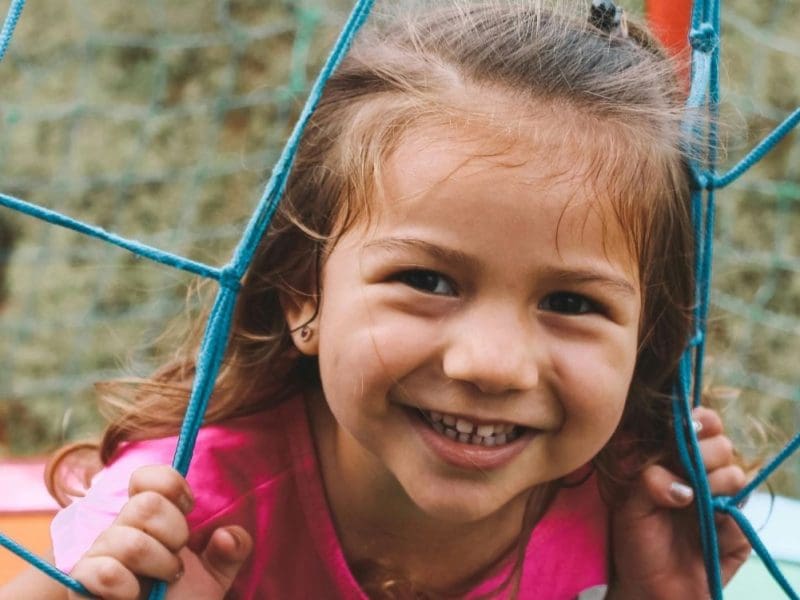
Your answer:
[0,0,798,498]
[0,0,799,594]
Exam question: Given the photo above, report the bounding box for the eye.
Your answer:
[394,269,456,296]
[539,292,597,315]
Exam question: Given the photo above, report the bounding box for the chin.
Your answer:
[420,498,498,524]
[403,479,522,524]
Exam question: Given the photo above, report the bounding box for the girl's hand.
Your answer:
[607,407,751,600]
[67,465,252,600]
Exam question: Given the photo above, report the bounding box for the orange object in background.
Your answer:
[646,0,693,55]
[646,0,693,86]
[0,460,59,585]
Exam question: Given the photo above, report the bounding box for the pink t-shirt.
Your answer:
[51,396,608,598]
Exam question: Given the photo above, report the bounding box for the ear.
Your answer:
[279,291,320,356]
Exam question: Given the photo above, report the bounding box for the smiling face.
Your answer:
[287,108,643,523]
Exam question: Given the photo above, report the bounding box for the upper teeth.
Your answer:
[426,410,515,436]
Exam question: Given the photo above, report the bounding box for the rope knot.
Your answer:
[689,23,717,54]
[218,267,242,291]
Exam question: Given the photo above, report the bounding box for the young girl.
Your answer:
[3,1,751,598]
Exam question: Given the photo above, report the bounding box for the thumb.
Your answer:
[620,464,695,521]
[199,525,253,592]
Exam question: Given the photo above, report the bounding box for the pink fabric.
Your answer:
[0,460,59,512]
[51,396,608,599]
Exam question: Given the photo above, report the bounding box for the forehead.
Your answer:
[369,101,641,267]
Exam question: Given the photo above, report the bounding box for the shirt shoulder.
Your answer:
[179,405,298,525]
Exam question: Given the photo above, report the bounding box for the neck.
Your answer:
[305,393,544,593]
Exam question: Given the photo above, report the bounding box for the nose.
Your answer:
[442,304,540,395]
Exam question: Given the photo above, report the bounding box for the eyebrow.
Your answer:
[545,267,638,297]
[363,237,479,270]
[363,236,637,297]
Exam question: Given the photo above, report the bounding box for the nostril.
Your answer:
[472,364,539,395]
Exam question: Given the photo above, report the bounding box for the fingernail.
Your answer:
[226,528,241,550]
[670,482,694,503]
[692,419,703,434]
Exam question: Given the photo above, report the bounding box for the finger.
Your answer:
[697,435,736,472]
[128,465,194,515]
[69,555,142,600]
[86,525,184,583]
[114,490,190,552]
[707,464,747,497]
[639,464,695,510]
[199,526,253,592]
[716,514,752,585]
[691,406,723,439]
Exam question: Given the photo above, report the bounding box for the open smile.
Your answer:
[406,407,536,470]
[419,409,523,447]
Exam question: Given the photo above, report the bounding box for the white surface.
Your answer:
[741,492,800,563]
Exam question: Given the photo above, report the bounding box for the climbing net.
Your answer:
[0,0,799,599]
[0,0,350,453]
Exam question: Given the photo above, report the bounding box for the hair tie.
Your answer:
[589,0,629,39]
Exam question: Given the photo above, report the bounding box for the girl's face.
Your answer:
[289,115,642,523]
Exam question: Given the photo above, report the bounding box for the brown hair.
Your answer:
[51,1,696,596]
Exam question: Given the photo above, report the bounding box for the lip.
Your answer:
[405,408,535,471]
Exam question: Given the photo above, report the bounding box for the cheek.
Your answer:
[316,314,415,390]
[366,317,440,371]
[554,342,633,423]
[317,312,442,416]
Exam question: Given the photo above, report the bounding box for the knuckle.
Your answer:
[120,530,151,563]
[642,464,669,493]
[159,465,184,489]
[719,436,734,457]
[129,464,175,494]
[127,466,153,495]
[161,519,190,552]
[730,466,747,490]
[132,490,165,521]
[95,557,129,590]
[176,519,190,545]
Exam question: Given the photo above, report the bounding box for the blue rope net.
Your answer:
[0,0,375,596]
[0,0,798,598]
[675,0,800,598]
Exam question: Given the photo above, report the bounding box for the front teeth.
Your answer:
[424,410,519,446]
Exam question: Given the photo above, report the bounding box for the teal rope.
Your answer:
[711,108,800,189]
[0,192,230,286]
[680,7,724,593]
[678,0,800,598]
[168,0,376,478]
[1,1,93,596]
[718,503,800,600]
[731,430,800,503]
[0,0,376,597]
[0,0,24,62]
[150,0,377,598]
[1,0,800,598]
[0,535,93,598]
